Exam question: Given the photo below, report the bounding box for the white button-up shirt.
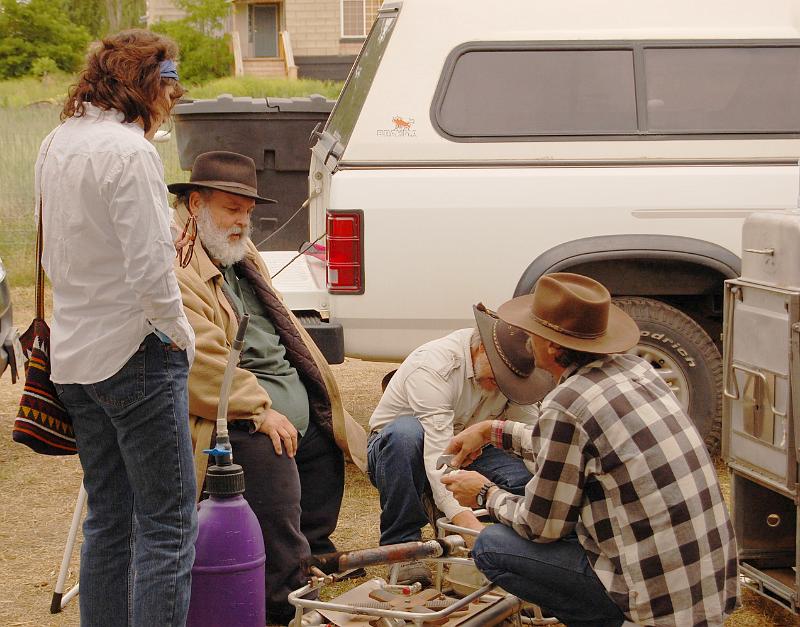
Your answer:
[369,328,539,520]
[36,104,194,384]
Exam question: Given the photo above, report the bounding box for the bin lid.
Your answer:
[266,94,334,113]
[174,93,334,116]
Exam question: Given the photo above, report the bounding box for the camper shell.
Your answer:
[267,0,800,451]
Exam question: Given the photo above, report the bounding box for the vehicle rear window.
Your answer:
[644,46,800,133]
[325,9,398,149]
[433,42,800,140]
[438,49,638,137]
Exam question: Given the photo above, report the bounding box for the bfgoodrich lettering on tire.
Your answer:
[613,297,722,455]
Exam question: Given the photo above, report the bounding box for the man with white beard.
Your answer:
[168,151,367,625]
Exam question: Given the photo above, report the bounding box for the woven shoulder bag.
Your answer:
[13,130,77,455]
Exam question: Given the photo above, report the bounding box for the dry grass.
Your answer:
[0,287,798,626]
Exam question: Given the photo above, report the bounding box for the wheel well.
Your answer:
[574,260,725,347]
[559,260,726,347]
[513,236,740,348]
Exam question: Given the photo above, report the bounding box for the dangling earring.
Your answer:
[177,213,197,268]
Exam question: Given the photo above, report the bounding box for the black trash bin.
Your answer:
[172,94,334,251]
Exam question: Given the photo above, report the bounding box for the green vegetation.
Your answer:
[0,73,74,108]
[1,106,60,287]
[63,0,147,39]
[152,20,233,85]
[0,0,91,79]
[0,74,340,287]
[187,76,342,100]
[0,105,190,287]
[152,0,233,85]
[0,74,341,109]
[0,0,341,287]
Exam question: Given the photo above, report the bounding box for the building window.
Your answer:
[341,0,380,39]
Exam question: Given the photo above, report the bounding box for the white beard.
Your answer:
[196,202,251,267]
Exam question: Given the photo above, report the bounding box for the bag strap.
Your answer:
[35,129,60,320]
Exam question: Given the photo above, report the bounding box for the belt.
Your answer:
[228,419,256,432]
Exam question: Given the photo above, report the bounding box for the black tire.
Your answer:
[613,297,722,455]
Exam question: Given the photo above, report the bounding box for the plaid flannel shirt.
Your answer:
[487,354,738,626]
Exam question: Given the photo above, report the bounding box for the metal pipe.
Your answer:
[211,315,249,464]
[457,594,524,627]
[309,537,465,574]
[287,579,493,625]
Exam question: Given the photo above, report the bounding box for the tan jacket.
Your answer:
[173,206,367,496]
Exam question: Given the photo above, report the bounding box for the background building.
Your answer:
[146,0,380,79]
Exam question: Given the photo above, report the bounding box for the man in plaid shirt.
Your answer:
[443,273,738,626]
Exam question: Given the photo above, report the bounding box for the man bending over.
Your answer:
[368,303,553,585]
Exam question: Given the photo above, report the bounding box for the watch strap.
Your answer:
[477,481,497,507]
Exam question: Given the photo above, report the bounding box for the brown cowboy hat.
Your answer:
[474,303,555,405]
[497,273,640,354]
[167,151,277,204]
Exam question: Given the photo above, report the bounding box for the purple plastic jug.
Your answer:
[187,461,266,627]
[187,315,267,626]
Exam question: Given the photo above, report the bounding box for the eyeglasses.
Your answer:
[176,214,197,268]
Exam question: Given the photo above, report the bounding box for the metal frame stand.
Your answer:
[287,512,559,626]
[50,482,85,613]
[435,511,558,626]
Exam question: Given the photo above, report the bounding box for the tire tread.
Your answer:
[612,297,722,455]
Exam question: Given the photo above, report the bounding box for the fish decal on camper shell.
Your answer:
[392,116,414,129]
[378,116,417,137]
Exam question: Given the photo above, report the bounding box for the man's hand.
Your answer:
[254,408,298,457]
[445,421,492,468]
[450,510,484,547]
[441,470,490,508]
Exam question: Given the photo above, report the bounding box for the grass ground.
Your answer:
[0,75,341,289]
[0,74,342,109]
[1,287,798,626]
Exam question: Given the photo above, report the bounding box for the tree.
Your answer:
[0,0,91,79]
[175,0,228,36]
[151,0,232,84]
[105,0,123,32]
[62,0,147,38]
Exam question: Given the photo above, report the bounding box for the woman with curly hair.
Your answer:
[37,29,197,626]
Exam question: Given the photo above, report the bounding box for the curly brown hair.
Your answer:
[62,29,186,134]
[554,345,604,370]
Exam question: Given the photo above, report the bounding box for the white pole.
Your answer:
[51,482,87,613]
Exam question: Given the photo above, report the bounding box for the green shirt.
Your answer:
[221,265,310,436]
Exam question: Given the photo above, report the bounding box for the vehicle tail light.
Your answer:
[326,210,363,294]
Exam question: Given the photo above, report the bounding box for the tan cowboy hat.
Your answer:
[474,303,555,404]
[497,273,640,354]
[167,151,277,203]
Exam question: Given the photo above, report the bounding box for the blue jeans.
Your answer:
[55,334,198,627]
[367,416,532,545]
[473,525,626,627]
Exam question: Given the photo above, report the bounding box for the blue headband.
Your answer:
[160,59,179,80]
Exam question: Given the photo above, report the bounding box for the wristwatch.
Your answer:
[476,482,497,508]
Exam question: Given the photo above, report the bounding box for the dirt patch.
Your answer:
[0,287,797,626]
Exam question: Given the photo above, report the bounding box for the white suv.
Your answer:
[267,0,800,451]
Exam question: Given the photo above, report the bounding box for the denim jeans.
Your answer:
[473,525,626,627]
[367,416,532,545]
[225,419,344,623]
[55,334,198,627]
